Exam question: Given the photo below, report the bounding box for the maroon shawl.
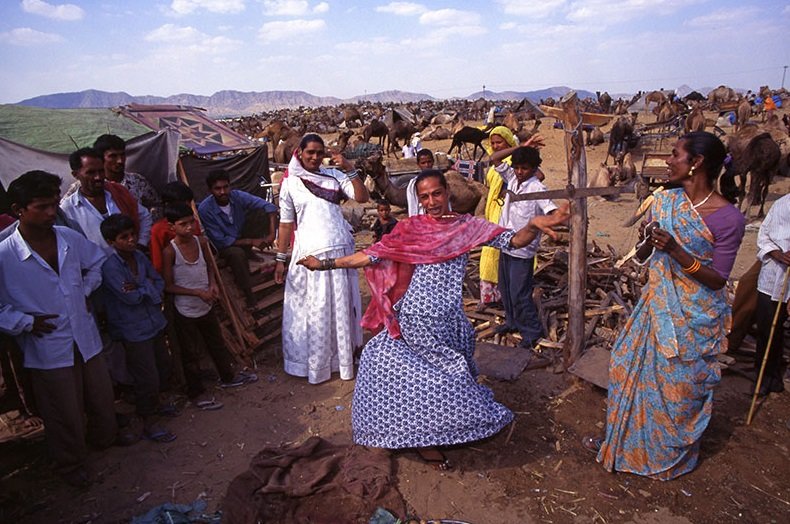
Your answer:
[361,213,506,338]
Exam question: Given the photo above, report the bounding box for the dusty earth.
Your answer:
[1,109,789,524]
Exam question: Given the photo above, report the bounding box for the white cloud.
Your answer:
[144,24,241,54]
[499,22,517,30]
[262,0,329,16]
[496,0,566,18]
[0,27,64,45]
[335,37,399,55]
[686,7,760,27]
[567,0,702,24]
[419,8,481,27]
[21,0,84,21]
[376,2,427,16]
[258,19,326,42]
[169,0,245,15]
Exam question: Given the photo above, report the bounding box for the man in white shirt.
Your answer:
[754,193,790,395]
[495,147,557,348]
[0,171,116,487]
[61,147,152,253]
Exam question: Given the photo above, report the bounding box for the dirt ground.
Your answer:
[1,109,789,524]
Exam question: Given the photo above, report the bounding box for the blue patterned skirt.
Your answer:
[352,309,513,448]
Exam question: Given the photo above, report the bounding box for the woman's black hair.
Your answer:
[299,133,325,150]
[680,131,727,183]
[414,169,447,190]
[161,181,195,204]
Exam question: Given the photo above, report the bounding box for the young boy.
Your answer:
[149,181,202,274]
[371,199,398,242]
[100,214,175,443]
[496,147,558,348]
[162,203,256,404]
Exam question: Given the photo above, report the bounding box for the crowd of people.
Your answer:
[0,127,787,489]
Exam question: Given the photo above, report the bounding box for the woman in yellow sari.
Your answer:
[478,126,517,311]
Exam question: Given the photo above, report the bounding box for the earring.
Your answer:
[688,166,695,177]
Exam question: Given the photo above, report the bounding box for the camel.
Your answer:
[722,126,781,218]
[586,126,604,146]
[707,85,738,109]
[735,98,751,130]
[447,126,489,161]
[588,163,618,200]
[341,107,362,128]
[362,120,388,149]
[605,113,638,164]
[430,112,457,125]
[596,91,613,113]
[387,120,417,157]
[684,106,706,134]
[332,129,354,153]
[273,128,301,164]
[515,119,541,144]
[357,152,484,214]
[644,90,667,114]
[420,125,452,141]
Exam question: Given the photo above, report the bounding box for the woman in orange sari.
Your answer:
[589,131,745,479]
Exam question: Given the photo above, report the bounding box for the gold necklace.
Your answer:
[691,189,715,209]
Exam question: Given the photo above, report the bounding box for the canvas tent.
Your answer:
[382,106,417,127]
[0,104,269,202]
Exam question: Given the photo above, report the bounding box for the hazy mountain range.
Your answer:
[15,86,599,118]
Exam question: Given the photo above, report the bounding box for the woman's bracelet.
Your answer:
[319,258,336,270]
[345,169,359,180]
[681,258,701,274]
[275,252,288,263]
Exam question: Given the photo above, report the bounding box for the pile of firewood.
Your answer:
[464,237,648,352]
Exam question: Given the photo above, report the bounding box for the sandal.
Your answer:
[195,398,224,411]
[415,448,453,471]
[158,404,183,418]
[582,436,603,454]
[144,427,177,443]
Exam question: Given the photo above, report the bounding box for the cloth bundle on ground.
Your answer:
[223,437,405,524]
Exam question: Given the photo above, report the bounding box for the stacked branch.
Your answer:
[465,235,647,354]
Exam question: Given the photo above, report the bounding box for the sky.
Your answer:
[0,0,788,104]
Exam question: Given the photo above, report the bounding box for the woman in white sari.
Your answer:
[274,134,369,384]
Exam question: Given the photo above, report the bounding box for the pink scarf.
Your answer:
[361,214,506,338]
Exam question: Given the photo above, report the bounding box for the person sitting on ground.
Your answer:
[0,170,117,487]
[198,170,277,308]
[150,181,202,274]
[298,170,569,469]
[100,214,175,443]
[753,192,790,395]
[490,146,558,347]
[60,147,152,253]
[162,203,257,406]
[371,199,398,242]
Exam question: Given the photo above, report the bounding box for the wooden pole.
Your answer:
[559,92,589,367]
[176,159,253,362]
[747,266,790,425]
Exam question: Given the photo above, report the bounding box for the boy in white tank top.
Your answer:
[161,203,257,405]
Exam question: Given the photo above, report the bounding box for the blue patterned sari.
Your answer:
[598,188,731,480]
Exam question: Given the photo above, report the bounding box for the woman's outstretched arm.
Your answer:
[298,251,373,271]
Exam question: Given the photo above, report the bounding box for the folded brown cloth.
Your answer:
[223,437,405,524]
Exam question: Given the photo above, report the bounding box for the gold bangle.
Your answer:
[681,258,701,274]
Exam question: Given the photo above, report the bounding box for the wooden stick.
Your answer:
[747,266,790,425]
[176,159,250,362]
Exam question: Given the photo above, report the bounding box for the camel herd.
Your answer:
[222,84,789,219]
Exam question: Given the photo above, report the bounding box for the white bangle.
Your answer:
[346,169,359,180]
[275,252,288,263]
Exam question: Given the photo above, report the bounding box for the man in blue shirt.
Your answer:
[0,171,117,487]
[198,170,277,308]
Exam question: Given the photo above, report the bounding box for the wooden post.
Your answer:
[559,92,589,367]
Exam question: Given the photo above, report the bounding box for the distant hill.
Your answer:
[468,86,597,102]
[17,86,606,117]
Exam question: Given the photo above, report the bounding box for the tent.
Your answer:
[0,104,269,202]
[382,106,417,127]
